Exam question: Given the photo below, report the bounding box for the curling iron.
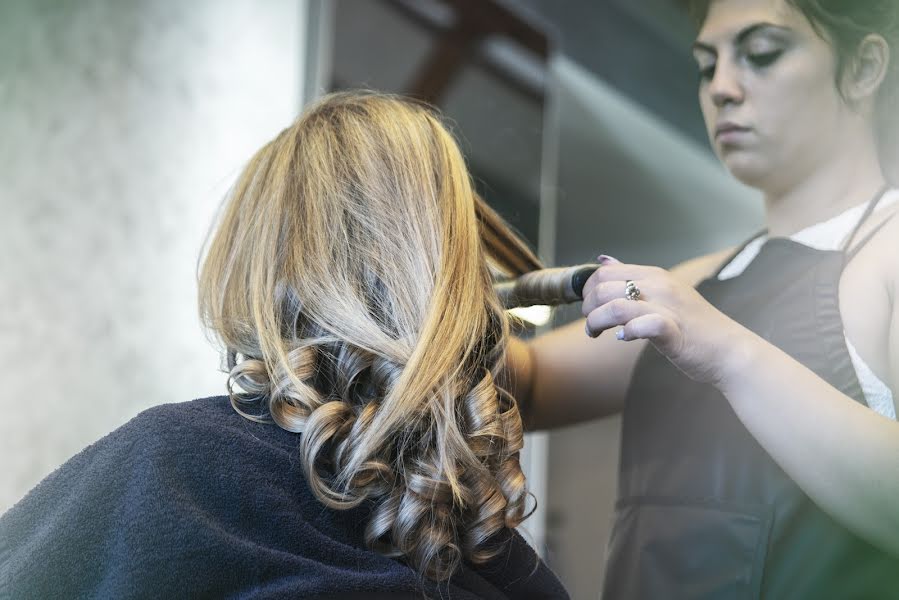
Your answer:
[493,264,600,309]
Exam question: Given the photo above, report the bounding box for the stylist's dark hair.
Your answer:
[685,0,899,179]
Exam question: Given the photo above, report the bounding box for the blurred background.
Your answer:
[0,0,762,597]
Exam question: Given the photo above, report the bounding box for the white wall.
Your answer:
[0,0,305,513]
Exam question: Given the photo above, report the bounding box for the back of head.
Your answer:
[198,91,538,581]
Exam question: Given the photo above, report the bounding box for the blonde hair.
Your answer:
[198,91,542,581]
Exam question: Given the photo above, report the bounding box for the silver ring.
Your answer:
[625,280,641,301]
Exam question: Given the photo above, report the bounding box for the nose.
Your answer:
[708,60,744,107]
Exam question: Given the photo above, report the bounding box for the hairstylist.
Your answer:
[509,1,899,597]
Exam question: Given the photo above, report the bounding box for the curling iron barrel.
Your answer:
[494,264,600,309]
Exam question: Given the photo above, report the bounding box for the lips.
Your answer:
[715,122,750,138]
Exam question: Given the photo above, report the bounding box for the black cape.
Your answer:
[0,396,568,599]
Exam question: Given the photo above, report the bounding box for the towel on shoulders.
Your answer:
[0,396,568,599]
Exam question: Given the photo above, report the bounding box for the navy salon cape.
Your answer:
[0,396,567,599]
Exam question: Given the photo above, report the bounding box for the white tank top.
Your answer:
[718,191,898,420]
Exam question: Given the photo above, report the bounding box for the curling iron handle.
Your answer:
[495,263,600,309]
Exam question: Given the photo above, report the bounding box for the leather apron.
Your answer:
[602,194,899,599]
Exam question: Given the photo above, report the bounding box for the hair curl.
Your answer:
[198,91,542,582]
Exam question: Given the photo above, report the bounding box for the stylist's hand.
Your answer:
[581,255,755,387]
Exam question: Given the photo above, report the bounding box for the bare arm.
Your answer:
[508,248,734,430]
[717,304,899,557]
[506,315,645,430]
[713,219,899,558]
[579,219,899,557]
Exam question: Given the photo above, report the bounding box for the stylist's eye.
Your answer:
[747,50,782,68]
[698,64,716,82]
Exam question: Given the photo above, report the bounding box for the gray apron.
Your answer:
[602,191,899,599]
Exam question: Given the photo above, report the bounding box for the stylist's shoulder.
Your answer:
[869,207,899,305]
[872,204,899,275]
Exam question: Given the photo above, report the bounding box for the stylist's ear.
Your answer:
[843,34,890,106]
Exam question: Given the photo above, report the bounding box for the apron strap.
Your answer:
[840,184,890,252]
[712,185,890,279]
[845,213,896,263]
[711,228,768,279]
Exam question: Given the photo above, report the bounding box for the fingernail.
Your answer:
[597,254,621,265]
[616,328,625,340]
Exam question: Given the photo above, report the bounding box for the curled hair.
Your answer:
[198,91,542,581]
[685,0,899,180]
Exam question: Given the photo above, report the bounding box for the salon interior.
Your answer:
[2,1,766,597]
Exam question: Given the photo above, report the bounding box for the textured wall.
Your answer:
[0,0,303,513]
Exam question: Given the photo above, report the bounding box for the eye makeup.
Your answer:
[746,49,783,69]
[692,23,793,82]
[741,29,791,70]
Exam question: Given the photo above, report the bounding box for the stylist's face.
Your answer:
[693,0,844,189]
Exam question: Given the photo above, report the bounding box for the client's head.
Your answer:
[198,91,538,581]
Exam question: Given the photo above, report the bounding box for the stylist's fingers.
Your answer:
[582,277,660,316]
[582,264,669,304]
[583,281,629,315]
[582,254,621,294]
[617,313,681,346]
[585,297,670,338]
[590,262,667,285]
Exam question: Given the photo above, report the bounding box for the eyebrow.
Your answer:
[692,22,791,55]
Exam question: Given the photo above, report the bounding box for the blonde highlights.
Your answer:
[198,91,541,581]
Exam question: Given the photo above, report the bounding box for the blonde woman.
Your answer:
[0,92,568,599]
